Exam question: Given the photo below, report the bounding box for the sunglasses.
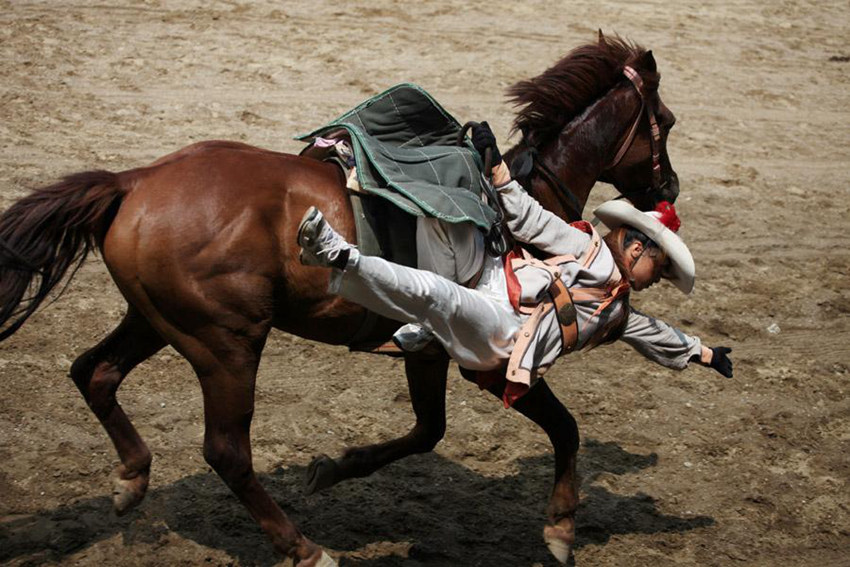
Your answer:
[659,258,674,280]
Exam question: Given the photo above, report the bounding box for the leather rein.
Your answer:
[513,65,664,219]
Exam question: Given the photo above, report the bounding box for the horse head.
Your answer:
[505,32,680,217]
[596,48,680,211]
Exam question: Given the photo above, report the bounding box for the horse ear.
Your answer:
[598,29,605,45]
[640,50,657,73]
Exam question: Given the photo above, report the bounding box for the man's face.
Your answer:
[626,240,667,291]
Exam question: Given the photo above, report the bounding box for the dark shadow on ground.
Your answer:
[0,439,713,566]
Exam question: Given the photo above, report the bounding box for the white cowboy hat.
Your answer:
[593,200,695,294]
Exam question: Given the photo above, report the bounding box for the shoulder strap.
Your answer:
[541,225,601,270]
[580,227,602,268]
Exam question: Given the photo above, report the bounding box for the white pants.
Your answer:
[415,217,516,309]
[415,217,484,284]
[330,252,520,370]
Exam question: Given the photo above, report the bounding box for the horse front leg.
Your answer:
[460,369,580,564]
[305,349,449,494]
[512,380,581,564]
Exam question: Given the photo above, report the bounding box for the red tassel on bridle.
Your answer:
[654,201,681,233]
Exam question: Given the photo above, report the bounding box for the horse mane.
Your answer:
[508,34,659,148]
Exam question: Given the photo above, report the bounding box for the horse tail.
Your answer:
[0,170,125,341]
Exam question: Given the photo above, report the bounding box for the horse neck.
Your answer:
[506,86,635,221]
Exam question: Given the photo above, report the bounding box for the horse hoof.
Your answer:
[314,551,338,567]
[111,467,149,515]
[544,524,574,564]
[304,454,339,495]
[296,550,337,567]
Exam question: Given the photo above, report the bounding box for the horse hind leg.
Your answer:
[69,306,166,514]
[170,322,334,566]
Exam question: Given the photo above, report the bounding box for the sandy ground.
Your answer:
[1,1,849,565]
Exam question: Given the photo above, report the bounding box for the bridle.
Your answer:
[512,65,667,217]
[607,65,664,202]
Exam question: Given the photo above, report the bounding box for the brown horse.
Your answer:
[0,35,677,565]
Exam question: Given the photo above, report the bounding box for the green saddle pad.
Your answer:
[296,83,497,230]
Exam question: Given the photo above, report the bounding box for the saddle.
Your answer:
[299,139,415,353]
[296,83,496,229]
[297,84,499,354]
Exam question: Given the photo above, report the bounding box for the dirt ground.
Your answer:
[1,1,849,566]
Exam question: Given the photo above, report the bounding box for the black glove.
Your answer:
[471,121,503,167]
[708,346,733,378]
